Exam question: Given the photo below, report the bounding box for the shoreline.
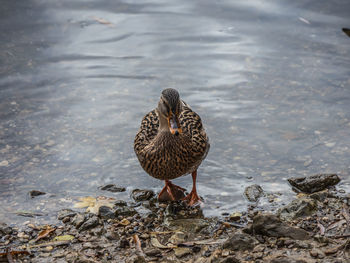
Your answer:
[1,174,349,263]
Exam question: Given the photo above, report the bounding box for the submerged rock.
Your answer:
[277,197,317,221]
[223,232,257,251]
[0,222,12,236]
[244,184,264,202]
[131,189,155,202]
[288,174,340,193]
[29,190,46,198]
[99,184,126,193]
[252,213,311,240]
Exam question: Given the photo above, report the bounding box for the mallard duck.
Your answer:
[134,88,209,205]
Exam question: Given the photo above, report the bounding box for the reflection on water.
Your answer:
[0,0,350,223]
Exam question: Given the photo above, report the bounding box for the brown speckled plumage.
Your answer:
[134,89,209,181]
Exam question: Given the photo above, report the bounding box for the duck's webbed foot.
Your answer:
[158,180,186,202]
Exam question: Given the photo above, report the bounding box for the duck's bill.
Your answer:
[169,115,182,135]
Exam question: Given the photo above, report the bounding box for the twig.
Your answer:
[133,234,144,256]
[6,248,14,263]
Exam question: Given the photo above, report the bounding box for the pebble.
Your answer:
[174,247,192,258]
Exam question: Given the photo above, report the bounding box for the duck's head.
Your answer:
[157,88,182,136]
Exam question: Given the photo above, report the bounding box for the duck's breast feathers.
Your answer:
[134,109,159,154]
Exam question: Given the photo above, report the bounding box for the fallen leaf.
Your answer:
[92,16,114,27]
[53,235,75,241]
[74,196,116,215]
[118,218,130,226]
[151,237,177,249]
[178,238,227,247]
[34,227,56,242]
[133,234,144,256]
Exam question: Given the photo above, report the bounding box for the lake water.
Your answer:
[1,0,350,224]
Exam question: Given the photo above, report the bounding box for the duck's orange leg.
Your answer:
[183,170,202,206]
[158,180,186,202]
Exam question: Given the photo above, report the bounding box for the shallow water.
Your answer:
[1,0,350,224]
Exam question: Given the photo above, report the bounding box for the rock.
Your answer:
[252,213,311,240]
[72,213,86,228]
[309,189,328,201]
[269,257,307,263]
[145,249,162,257]
[174,247,192,258]
[57,209,77,220]
[310,248,325,259]
[164,218,209,233]
[169,231,186,244]
[98,206,116,219]
[29,190,46,198]
[220,256,241,263]
[79,214,100,231]
[127,255,146,263]
[222,233,257,251]
[277,197,317,221]
[229,212,242,221]
[99,184,126,193]
[131,189,155,202]
[0,222,12,236]
[114,200,127,207]
[244,184,264,202]
[288,174,340,193]
[115,206,137,217]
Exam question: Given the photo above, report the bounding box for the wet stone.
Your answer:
[219,256,241,263]
[0,222,12,236]
[79,214,100,231]
[174,247,192,258]
[127,255,146,263]
[131,189,155,202]
[114,200,127,207]
[164,218,210,233]
[57,209,77,220]
[98,206,116,219]
[115,206,137,217]
[277,197,317,221]
[252,213,311,240]
[288,174,340,193]
[223,232,257,251]
[99,184,126,193]
[244,184,264,202]
[72,213,86,228]
[269,256,307,263]
[145,248,162,257]
[29,190,46,198]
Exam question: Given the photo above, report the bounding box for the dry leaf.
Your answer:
[34,226,56,242]
[151,237,177,249]
[119,218,130,226]
[92,16,114,26]
[178,238,227,247]
[74,196,116,215]
[133,234,144,255]
[53,235,75,241]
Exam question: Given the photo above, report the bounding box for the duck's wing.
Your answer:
[134,109,159,154]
